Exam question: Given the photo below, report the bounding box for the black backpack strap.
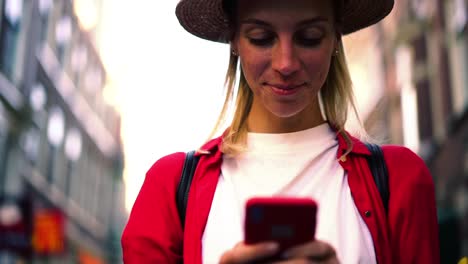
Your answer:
[364,143,390,213]
[176,150,200,229]
[176,145,389,226]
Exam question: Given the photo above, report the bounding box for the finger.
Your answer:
[282,240,336,261]
[219,242,279,264]
[272,258,313,264]
[273,257,339,264]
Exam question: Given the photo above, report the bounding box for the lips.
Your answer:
[266,83,304,96]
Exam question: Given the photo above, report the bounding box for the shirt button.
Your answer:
[365,211,372,217]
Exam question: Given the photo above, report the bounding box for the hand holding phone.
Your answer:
[244,197,318,252]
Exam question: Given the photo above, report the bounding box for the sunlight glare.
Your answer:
[99,1,229,212]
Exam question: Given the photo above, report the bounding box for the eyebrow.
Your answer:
[240,17,330,27]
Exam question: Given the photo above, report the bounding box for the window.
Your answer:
[29,82,48,126]
[64,128,82,196]
[47,107,65,148]
[30,83,47,112]
[38,0,52,44]
[0,0,23,80]
[449,0,467,35]
[397,46,421,153]
[20,127,40,164]
[410,0,434,21]
[46,106,65,184]
[446,0,468,117]
[55,15,72,65]
[64,128,82,163]
[34,81,51,177]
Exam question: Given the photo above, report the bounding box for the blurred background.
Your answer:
[0,0,466,263]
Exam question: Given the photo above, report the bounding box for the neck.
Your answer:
[246,101,326,134]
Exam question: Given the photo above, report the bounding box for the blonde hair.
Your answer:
[206,41,361,158]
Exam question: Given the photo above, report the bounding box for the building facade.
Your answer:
[0,0,126,263]
[357,0,468,262]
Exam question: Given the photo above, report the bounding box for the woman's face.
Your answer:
[233,0,338,131]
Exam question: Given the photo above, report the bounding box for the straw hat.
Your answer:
[176,0,394,43]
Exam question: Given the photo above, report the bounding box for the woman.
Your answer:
[122,0,440,263]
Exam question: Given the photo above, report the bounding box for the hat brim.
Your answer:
[176,0,394,43]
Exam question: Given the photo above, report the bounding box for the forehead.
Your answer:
[236,0,335,20]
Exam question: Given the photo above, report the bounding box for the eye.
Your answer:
[295,36,323,47]
[244,29,275,47]
[295,29,324,47]
[249,36,275,47]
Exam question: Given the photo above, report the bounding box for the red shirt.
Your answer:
[121,132,440,264]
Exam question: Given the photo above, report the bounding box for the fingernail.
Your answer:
[265,243,279,251]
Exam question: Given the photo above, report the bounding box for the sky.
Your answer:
[89,0,410,212]
[95,0,230,211]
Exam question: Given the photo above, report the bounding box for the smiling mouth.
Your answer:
[266,83,304,95]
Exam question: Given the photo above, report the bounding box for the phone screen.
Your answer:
[244,197,318,251]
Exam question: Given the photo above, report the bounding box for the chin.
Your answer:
[267,106,306,119]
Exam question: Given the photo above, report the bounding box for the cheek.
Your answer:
[305,53,333,83]
[238,38,272,81]
[240,52,269,81]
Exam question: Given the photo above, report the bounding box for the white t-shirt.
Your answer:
[202,124,376,263]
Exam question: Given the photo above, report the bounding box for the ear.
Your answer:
[335,33,341,50]
[230,41,239,56]
[334,25,342,51]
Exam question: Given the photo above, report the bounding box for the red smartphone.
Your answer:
[244,197,318,251]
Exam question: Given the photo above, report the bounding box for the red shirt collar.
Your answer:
[197,127,372,157]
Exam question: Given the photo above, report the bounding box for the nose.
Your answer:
[271,39,300,77]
